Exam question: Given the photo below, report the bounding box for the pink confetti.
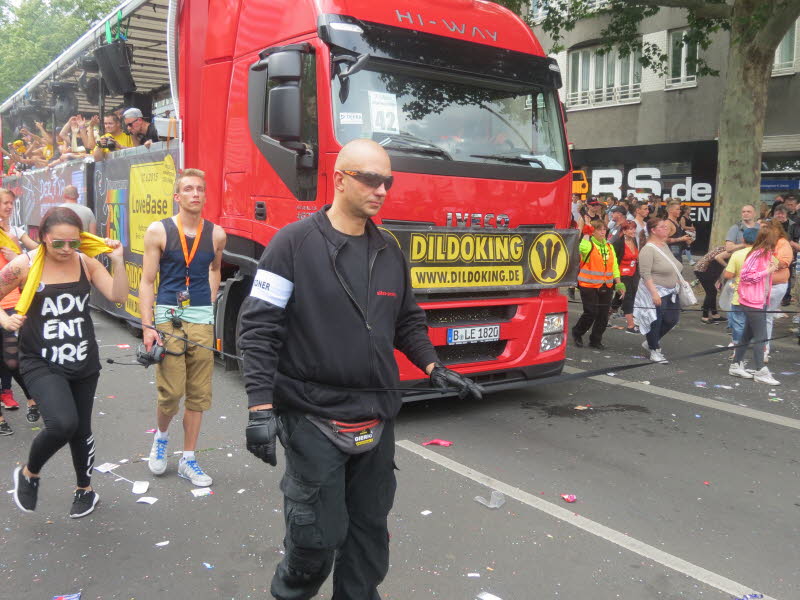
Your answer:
[146,428,157,433]
[561,494,577,503]
[107,395,116,399]
[703,481,710,486]
[422,439,453,447]
[116,344,131,349]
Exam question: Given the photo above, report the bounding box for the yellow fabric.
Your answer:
[15,232,113,315]
[0,228,21,254]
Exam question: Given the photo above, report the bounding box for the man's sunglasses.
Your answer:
[340,169,394,191]
[50,239,81,249]
[125,118,141,129]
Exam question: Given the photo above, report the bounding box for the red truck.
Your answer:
[1,0,577,396]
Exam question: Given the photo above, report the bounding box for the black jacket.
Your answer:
[238,206,438,420]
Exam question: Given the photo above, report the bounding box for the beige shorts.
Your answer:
[155,321,214,416]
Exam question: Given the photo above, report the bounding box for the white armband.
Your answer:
[250,269,293,308]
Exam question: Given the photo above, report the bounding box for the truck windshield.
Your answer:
[332,68,567,173]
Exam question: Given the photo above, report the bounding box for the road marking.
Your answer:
[563,365,800,431]
[397,439,776,600]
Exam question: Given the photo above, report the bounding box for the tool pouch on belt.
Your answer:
[305,415,384,455]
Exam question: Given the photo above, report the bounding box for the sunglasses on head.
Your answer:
[340,169,394,191]
[50,239,81,249]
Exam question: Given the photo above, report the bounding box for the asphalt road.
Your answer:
[1,302,798,600]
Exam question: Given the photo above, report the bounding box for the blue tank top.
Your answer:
[156,218,215,306]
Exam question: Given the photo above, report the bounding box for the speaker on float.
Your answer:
[123,92,152,120]
[92,41,136,95]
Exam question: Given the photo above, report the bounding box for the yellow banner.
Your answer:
[411,266,524,288]
[125,293,142,318]
[128,154,176,255]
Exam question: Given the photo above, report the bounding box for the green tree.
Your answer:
[519,0,800,246]
[0,0,117,101]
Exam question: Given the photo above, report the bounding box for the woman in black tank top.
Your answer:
[665,199,690,262]
[0,208,126,518]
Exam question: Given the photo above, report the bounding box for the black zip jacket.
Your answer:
[238,206,438,421]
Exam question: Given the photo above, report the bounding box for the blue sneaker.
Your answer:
[178,458,212,487]
[148,436,169,475]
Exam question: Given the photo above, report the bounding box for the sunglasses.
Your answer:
[340,169,394,191]
[50,239,81,249]
[125,118,141,129]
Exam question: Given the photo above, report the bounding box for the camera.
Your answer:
[135,341,166,367]
[100,136,117,150]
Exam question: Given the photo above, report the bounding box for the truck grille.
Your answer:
[435,341,507,365]
[426,305,517,327]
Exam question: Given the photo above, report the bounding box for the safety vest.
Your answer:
[577,239,616,288]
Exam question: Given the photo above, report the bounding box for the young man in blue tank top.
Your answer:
[139,168,226,486]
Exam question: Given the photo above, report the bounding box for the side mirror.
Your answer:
[267,51,303,143]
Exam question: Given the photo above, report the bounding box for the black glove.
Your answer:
[429,363,483,401]
[246,409,278,466]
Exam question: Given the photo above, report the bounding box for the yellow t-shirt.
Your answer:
[97,131,133,154]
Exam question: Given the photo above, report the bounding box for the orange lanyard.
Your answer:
[176,217,203,288]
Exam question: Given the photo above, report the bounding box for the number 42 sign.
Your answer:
[368,91,400,134]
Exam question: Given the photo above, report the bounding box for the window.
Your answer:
[667,29,697,87]
[332,69,568,173]
[566,46,641,108]
[773,22,796,73]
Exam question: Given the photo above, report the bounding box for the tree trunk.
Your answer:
[710,9,774,248]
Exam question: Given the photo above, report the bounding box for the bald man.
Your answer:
[60,185,97,234]
[239,139,481,599]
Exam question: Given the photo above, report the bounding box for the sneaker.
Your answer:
[649,349,668,363]
[25,404,40,423]
[625,326,639,334]
[753,367,780,386]
[642,339,654,352]
[148,436,169,475]
[178,458,212,487]
[729,362,754,379]
[12,466,38,513]
[589,341,605,350]
[0,420,13,436]
[1,389,19,410]
[69,489,100,518]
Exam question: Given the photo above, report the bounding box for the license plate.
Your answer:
[447,325,500,345]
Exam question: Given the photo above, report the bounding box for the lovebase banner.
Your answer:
[379,225,580,293]
[92,144,178,319]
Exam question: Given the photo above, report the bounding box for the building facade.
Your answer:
[532,3,800,250]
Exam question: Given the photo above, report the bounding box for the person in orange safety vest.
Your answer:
[572,219,625,350]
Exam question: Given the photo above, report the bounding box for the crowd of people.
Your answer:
[570,191,799,386]
[1,108,161,174]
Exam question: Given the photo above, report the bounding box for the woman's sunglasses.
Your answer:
[50,239,81,249]
[340,169,394,191]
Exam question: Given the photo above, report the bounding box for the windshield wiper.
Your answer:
[470,153,546,168]
[379,133,452,160]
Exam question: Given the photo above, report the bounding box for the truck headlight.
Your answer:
[540,333,564,352]
[543,313,565,335]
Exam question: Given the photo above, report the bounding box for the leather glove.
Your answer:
[581,224,595,236]
[430,363,484,401]
[246,409,278,466]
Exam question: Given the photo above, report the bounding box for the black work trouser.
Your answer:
[271,411,397,600]
[573,285,613,344]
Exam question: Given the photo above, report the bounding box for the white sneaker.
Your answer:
[753,367,780,386]
[642,340,653,352]
[148,436,169,475]
[178,458,212,487]
[729,362,753,378]
[649,349,668,363]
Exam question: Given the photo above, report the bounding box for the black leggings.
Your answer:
[23,366,99,488]
[0,311,31,399]
[695,271,719,317]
